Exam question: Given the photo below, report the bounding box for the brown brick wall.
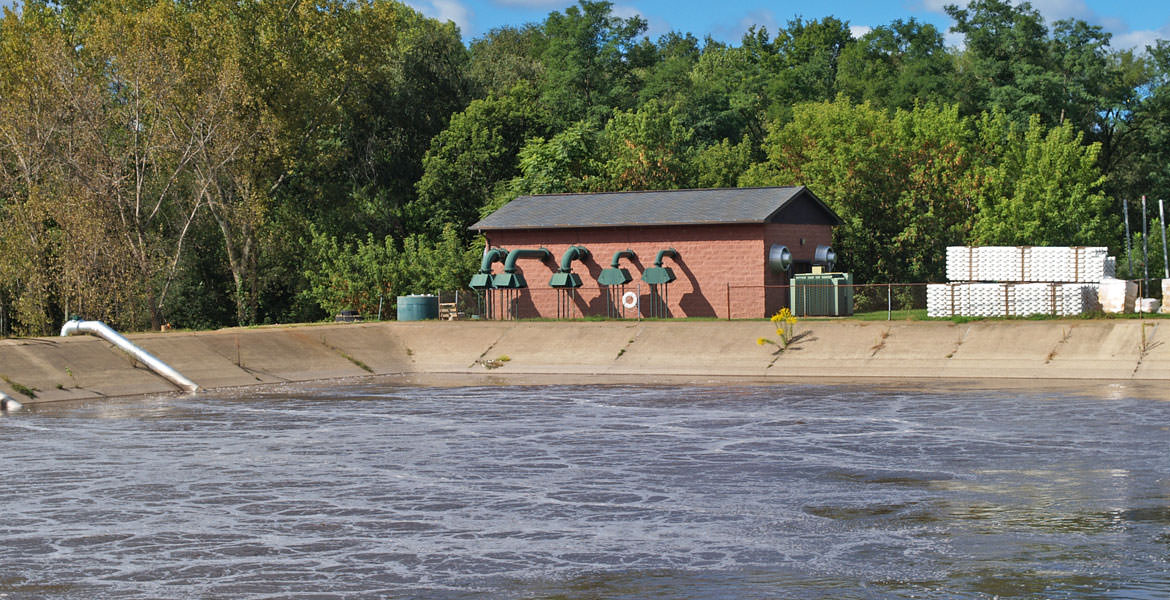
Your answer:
[480,223,833,319]
[762,223,835,317]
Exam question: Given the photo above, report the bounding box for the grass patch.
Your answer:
[1,375,37,399]
[479,355,511,369]
[853,309,926,321]
[339,351,373,373]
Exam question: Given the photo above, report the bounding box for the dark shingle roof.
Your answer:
[470,186,841,231]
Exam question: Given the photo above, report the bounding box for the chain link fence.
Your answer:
[441,283,931,321]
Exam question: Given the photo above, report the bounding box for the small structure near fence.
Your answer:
[469,186,841,319]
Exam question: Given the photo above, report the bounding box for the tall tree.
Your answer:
[414,83,546,239]
[836,19,956,110]
[539,0,648,127]
[946,0,1062,123]
[971,113,1112,246]
[744,98,983,283]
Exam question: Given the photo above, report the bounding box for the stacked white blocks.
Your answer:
[945,246,1110,283]
[931,246,1109,317]
[927,282,1099,317]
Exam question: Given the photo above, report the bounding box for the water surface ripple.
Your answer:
[2,383,1169,598]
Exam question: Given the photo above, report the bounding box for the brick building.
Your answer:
[469,186,841,319]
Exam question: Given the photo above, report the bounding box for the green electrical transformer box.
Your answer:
[790,272,854,317]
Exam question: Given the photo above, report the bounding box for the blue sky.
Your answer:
[405,0,1170,51]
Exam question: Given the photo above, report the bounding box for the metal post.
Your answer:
[636,281,642,321]
[1160,199,1169,279]
[1143,195,1150,298]
[377,294,384,321]
[887,283,892,321]
[726,282,731,320]
[1124,198,1133,278]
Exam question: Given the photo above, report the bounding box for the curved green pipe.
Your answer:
[558,246,590,272]
[479,247,509,273]
[503,248,551,272]
[654,248,679,267]
[609,249,636,268]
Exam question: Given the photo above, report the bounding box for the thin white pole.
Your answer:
[1124,198,1133,276]
[1160,198,1168,279]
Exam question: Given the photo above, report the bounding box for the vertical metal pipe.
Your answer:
[1160,199,1169,279]
[636,282,642,321]
[1143,195,1150,297]
[1124,198,1133,277]
[887,283,892,321]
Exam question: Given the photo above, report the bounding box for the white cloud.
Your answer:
[611,4,672,40]
[406,0,474,34]
[433,0,472,29]
[943,30,966,49]
[711,9,779,42]
[850,25,872,39]
[919,0,953,13]
[1114,23,1170,52]
[1027,0,1094,22]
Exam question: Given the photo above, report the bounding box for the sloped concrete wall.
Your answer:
[2,319,1168,405]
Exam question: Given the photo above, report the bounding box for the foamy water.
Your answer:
[2,383,1168,598]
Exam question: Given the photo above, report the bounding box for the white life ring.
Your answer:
[621,291,639,309]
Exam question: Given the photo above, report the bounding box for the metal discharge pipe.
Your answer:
[610,249,635,268]
[502,248,551,272]
[0,390,20,411]
[61,319,198,392]
[653,248,678,267]
[478,247,510,274]
[558,246,590,272]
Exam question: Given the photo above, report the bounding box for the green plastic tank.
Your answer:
[397,294,439,321]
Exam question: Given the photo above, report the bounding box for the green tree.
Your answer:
[304,227,400,318]
[971,113,1112,246]
[467,24,547,97]
[693,136,754,188]
[946,0,1062,123]
[497,120,604,202]
[597,100,697,190]
[744,98,981,282]
[538,0,648,127]
[836,19,956,110]
[637,31,703,106]
[303,224,479,317]
[414,84,546,239]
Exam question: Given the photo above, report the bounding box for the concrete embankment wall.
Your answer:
[2,319,1169,404]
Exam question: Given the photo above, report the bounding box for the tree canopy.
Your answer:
[1,0,1166,334]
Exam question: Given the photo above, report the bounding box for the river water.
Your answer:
[2,381,1169,599]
